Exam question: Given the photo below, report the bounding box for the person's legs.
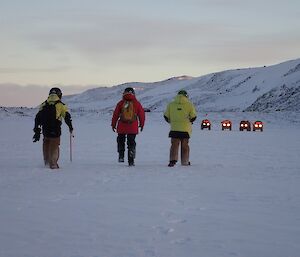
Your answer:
[117,134,126,162]
[169,138,180,166]
[48,137,60,169]
[43,137,50,166]
[127,134,136,166]
[181,138,190,165]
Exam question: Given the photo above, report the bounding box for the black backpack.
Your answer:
[39,101,62,137]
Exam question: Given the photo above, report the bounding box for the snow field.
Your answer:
[0,112,300,257]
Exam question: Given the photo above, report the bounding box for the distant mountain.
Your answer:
[63,58,300,113]
[1,58,300,118]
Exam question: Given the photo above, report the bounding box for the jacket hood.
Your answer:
[47,94,61,103]
[123,93,136,101]
[174,95,189,104]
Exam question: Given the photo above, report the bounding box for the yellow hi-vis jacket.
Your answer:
[164,95,197,136]
[39,94,69,121]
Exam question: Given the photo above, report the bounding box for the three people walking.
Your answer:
[33,87,196,168]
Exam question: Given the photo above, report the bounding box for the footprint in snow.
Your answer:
[170,237,191,245]
[167,219,187,224]
[144,249,156,257]
[153,226,175,235]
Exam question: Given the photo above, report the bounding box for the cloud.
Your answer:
[28,14,234,65]
[1,0,299,86]
[26,7,300,68]
[0,67,70,74]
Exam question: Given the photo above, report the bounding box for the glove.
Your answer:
[190,117,196,124]
[112,126,116,132]
[32,128,41,142]
[33,133,40,142]
[69,128,74,137]
[139,126,143,132]
[163,115,170,123]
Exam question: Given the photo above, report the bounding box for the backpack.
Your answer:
[120,100,136,123]
[39,101,61,136]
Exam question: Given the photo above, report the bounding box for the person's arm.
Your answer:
[189,103,197,123]
[32,104,44,142]
[111,101,122,132]
[65,111,73,133]
[137,102,145,131]
[61,104,73,133]
[164,104,170,123]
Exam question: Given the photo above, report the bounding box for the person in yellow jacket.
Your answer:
[33,87,73,169]
[164,90,197,167]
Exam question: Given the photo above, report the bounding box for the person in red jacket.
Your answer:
[111,87,145,166]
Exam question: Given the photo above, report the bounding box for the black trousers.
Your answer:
[117,134,136,161]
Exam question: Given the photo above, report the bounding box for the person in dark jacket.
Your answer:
[111,87,145,166]
[33,87,73,169]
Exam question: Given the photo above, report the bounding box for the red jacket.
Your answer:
[111,93,145,134]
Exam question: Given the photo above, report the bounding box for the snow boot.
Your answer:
[168,160,177,167]
[128,161,135,166]
[50,163,59,169]
[128,149,135,166]
[118,152,125,162]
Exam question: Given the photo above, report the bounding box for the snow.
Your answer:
[60,58,300,113]
[1,112,300,257]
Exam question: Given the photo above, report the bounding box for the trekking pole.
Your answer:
[70,132,73,162]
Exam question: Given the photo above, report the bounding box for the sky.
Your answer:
[0,0,300,107]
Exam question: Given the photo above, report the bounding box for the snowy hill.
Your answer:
[0,106,33,118]
[245,84,300,112]
[62,58,300,113]
[1,58,300,118]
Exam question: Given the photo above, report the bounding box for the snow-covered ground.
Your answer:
[0,112,300,257]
